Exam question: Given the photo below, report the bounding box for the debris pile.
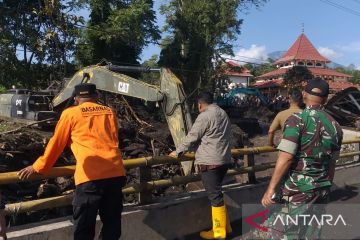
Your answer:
[243,106,275,124]
[0,96,182,225]
[0,98,180,197]
[0,95,248,225]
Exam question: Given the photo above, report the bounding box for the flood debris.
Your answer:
[0,95,249,226]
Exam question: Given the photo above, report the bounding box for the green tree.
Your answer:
[251,63,276,77]
[283,66,313,88]
[351,70,360,83]
[0,0,84,88]
[335,66,360,84]
[75,0,160,68]
[140,54,160,84]
[158,0,267,94]
[243,63,254,72]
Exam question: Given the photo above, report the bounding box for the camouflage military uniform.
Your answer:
[278,104,342,198]
[269,105,343,239]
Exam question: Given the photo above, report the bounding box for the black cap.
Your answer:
[74,83,97,97]
[305,78,329,97]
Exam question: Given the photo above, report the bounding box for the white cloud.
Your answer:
[226,44,269,65]
[317,47,342,59]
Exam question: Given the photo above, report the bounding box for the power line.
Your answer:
[14,39,268,66]
[16,45,267,67]
[74,23,270,64]
[76,35,269,64]
[8,22,263,65]
[12,24,270,69]
[319,0,360,17]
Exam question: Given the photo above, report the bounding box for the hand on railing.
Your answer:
[17,166,37,180]
[169,151,177,158]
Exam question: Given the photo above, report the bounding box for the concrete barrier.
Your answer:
[6,181,267,240]
[7,163,360,240]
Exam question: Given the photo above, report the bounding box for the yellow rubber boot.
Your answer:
[200,205,232,238]
[200,205,227,239]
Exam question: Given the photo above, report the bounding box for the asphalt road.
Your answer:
[186,183,360,240]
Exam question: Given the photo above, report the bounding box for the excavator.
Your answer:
[0,64,194,175]
[2,64,360,175]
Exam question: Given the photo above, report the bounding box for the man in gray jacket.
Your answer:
[170,92,232,239]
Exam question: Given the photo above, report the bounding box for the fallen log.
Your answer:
[0,118,54,135]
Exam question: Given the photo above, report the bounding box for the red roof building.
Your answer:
[252,79,283,89]
[252,78,360,92]
[224,61,253,87]
[255,33,353,89]
[275,33,330,65]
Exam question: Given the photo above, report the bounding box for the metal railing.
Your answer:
[2,138,360,215]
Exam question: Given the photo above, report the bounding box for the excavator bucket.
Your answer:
[160,68,193,175]
[52,65,194,175]
[325,87,360,127]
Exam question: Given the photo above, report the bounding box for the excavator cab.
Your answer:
[0,89,57,126]
[52,65,194,175]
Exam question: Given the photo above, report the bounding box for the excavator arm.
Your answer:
[52,65,163,105]
[52,65,194,175]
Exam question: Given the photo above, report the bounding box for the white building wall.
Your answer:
[229,76,249,87]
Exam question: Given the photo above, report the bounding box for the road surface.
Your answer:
[186,183,360,240]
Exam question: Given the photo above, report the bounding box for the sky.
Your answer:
[140,0,360,69]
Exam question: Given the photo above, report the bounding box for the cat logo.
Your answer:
[118,82,129,93]
[15,99,22,106]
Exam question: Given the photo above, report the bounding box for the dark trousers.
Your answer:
[73,176,126,240]
[200,165,229,207]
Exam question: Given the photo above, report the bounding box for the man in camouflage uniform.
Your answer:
[261,78,343,239]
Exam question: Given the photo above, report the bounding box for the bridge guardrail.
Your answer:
[2,138,360,215]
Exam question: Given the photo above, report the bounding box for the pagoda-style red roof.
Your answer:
[224,61,253,77]
[257,67,352,79]
[275,33,330,64]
